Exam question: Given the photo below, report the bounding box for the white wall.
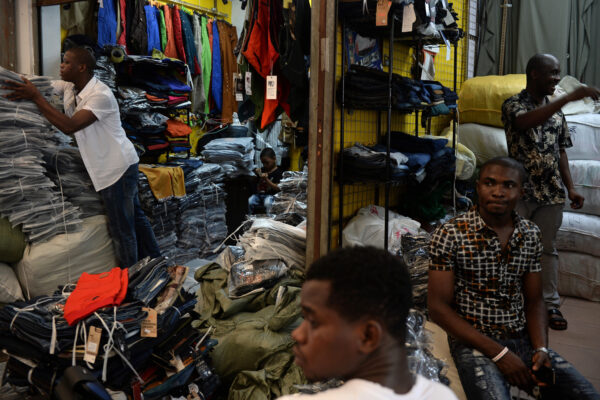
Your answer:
[40,5,61,78]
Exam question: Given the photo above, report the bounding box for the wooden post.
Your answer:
[306,0,336,267]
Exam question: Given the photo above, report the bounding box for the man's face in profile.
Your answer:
[291,280,365,381]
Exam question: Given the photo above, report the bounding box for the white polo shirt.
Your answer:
[52,77,139,191]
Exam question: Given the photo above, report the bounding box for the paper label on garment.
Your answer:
[245,71,252,95]
[402,4,417,32]
[99,0,104,8]
[443,10,455,26]
[84,326,102,364]
[376,0,392,27]
[266,75,277,100]
[141,307,157,338]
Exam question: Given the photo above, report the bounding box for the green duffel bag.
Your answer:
[0,218,26,264]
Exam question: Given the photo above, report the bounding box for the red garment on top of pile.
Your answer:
[166,119,192,137]
[63,267,128,326]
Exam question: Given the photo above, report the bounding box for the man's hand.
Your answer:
[3,77,42,102]
[531,351,552,386]
[567,86,600,102]
[496,350,537,392]
[568,189,584,209]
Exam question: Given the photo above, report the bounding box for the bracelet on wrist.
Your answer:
[491,346,509,363]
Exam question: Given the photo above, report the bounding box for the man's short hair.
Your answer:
[525,53,556,80]
[260,147,276,159]
[306,246,413,343]
[66,46,96,74]
[479,156,528,185]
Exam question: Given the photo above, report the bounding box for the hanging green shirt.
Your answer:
[158,8,167,52]
[201,16,212,115]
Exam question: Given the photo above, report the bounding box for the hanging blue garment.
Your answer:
[179,10,200,75]
[98,0,118,47]
[211,19,223,112]
[144,5,161,55]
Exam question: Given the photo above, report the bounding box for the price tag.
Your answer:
[235,73,244,101]
[84,326,102,364]
[141,307,157,338]
[266,75,277,100]
[376,0,392,27]
[245,71,252,95]
[401,4,416,32]
[236,92,244,101]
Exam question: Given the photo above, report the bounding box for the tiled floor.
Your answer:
[549,296,600,392]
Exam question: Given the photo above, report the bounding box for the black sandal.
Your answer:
[548,308,568,331]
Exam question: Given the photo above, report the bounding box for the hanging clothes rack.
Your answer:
[154,0,229,19]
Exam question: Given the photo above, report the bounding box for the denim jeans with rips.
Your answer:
[449,334,600,400]
[100,163,161,268]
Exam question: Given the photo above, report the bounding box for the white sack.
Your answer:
[565,113,600,161]
[15,215,118,299]
[342,205,421,251]
[0,262,24,303]
[558,251,600,302]
[557,212,600,257]
[565,160,600,216]
[457,123,508,166]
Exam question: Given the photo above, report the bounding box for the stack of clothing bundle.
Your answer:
[341,143,411,183]
[0,67,83,243]
[173,163,227,263]
[43,146,105,219]
[339,66,458,113]
[94,55,117,93]
[201,137,255,179]
[271,169,308,218]
[114,56,192,156]
[0,256,221,399]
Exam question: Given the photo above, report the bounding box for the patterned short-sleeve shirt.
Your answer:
[502,89,572,205]
[429,208,543,338]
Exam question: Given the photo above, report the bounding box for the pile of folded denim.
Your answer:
[0,256,221,399]
[271,169,308,218]
[201,137,256,179]
[137,162,228,263]
[43,146,105,218]
[0,67,84,243]
[339,66,458,112]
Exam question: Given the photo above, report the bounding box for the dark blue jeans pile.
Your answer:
[0,256,221,399]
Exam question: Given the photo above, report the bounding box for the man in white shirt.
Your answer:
[278,246,457,400]
[3,47,160,268]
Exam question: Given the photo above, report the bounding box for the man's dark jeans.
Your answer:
[100,163,161,268]
[449,334,600,400]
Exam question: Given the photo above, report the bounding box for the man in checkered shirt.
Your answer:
[427,157,598,400]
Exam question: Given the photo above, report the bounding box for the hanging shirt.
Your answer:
[144,5,161,55]
[217,21,238,123]
[126,0,147,55]
[117,0,127,50]
[52,77,139,192]
[179,9,200,75]
[172,6,187,63]
[162,5,178,58]
[98,0,118,47]
[211,19,223,112]
[201,16,212,114]
[158,7,167,52]
[191,13,205,113]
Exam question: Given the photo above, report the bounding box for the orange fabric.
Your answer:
[166,119,192,137]
[217,21,238,124]
[64,268,128,326]
[162,5,178,59]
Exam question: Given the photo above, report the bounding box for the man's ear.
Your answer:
[357,319,383,354]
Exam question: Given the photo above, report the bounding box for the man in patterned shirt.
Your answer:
[428,157,598,400]
[501,53,600,330]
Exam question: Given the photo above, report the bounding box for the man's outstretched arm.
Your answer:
[3,77,97,134]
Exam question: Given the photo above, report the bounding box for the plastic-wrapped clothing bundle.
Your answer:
[94,55,117,93]
[271,169,308,217]
[117,86,151,114]
[201,137,255,178]
[228,259,289,297]
[400,232,431,309]
[238,218,306,271]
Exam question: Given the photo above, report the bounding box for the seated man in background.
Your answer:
[248,147,283,214]
[428,157,598,400]
[278,246,457,400]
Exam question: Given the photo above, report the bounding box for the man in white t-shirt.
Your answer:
[3,47,160,268]
[278,246,457,400]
